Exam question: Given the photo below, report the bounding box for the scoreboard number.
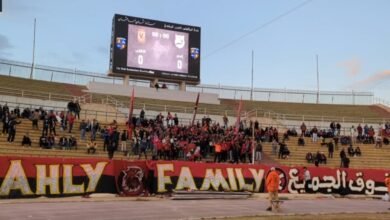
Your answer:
[138,55,144,65]
[177,60,182,70]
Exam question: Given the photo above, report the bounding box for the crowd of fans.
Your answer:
[1,102,268,163]
[0,102,83,151]
[0,103,22,143]
[0,101,389,166]
[125,109,271,163]
[295,120,390,168]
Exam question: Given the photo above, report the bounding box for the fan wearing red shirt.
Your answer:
[67,113,75,133]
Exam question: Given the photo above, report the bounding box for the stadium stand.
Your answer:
[0,75,86,98]
[0,117,128,159]
[1,75,390,125]
[1,75,390,169]
[262,136,390,169]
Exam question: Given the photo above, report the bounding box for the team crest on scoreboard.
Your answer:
[190,47,200,59]
[175,34,186,49]
[137,29,146,44]
[116,37,127,50]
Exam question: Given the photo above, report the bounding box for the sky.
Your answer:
[0,0,390,99]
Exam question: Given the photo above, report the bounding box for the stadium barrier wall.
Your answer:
[0,156,388,198]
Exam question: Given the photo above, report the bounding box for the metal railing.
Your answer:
[373,97,390,108]
[0,58,376,105]
[1,96,389,139]
[1,83,389,125]
[0,100,195,125]
[101,95,126,109]
[0,86,76,102]
[263,110,390,124]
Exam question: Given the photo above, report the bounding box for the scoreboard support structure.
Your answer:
[116,72,188,92]
[123,75,130,86]
[119,74,187,91]
[179,81,186,91]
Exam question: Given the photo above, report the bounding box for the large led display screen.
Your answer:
[110,14,201,84]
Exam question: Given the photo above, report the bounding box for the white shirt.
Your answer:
[350,127,356,136]
[304,170,311,181]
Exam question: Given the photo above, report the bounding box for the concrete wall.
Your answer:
[86,82,220,105]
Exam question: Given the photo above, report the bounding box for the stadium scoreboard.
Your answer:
[109,14,201,84]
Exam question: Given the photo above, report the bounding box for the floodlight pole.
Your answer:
[250,50,254,101]
[30,18,36,79]
[252,118,255,165]
[316,54,320,104]
[250,51,256,164]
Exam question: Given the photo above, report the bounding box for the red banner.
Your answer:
[0,156,116,198]
[149,161,389,195]
[0,156,389,198]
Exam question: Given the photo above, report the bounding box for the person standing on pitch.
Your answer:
[385,173,390,210]
[303,167,311,193]
[266,167,280,211]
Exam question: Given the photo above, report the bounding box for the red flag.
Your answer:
[235,98,243,134]
[191,93,200,126]
[127,88,135,138]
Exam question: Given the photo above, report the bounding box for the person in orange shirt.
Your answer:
[266,167,280,211]
[214,141,222,163]
[385,173,390,210]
